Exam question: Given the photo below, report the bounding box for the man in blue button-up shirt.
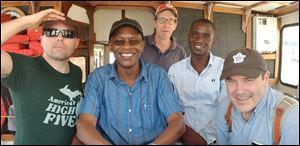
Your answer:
[217,48,299,145]
[76,17,186,145]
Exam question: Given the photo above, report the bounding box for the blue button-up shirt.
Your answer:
[168,53,226,144]
[80,60,182,145]
[217,87,299,145]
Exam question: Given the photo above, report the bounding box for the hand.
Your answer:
[26,8,65,29]
[180,125,207,145]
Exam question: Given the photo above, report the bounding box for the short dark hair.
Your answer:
[190,19,216,35]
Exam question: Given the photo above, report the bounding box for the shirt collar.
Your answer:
[149,34,177,51]
[253,86,270,115]
[186,52,214,71]
[109,59,148,82]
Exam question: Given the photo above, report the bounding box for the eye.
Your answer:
[113,40,125,46]
[203,33,211,38]
[129,40,140,45]
[191,31,198,37]
[158,17,167,22]
[246,79,255,82]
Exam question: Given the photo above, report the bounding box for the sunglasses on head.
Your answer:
[43,28,78,39]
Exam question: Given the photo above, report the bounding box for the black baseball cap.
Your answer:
[109,17,144,40]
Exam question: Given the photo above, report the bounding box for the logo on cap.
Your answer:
[233,52,246,64]
[155,4,178,18]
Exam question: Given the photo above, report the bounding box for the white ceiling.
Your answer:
[178,1,296,13]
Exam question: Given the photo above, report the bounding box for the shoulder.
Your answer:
[144,35,153,45]
[144,63,167,74]
[169,58,188,72]
[218,96,231,115]
[211,53,224,64]
[9,52,33,61]
[69,62,82,73]
[174,43,185,52]
[88,64,113,80]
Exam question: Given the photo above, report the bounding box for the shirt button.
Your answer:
[128,109,132,112]
[129,92,132,95]
[129,129,132,132]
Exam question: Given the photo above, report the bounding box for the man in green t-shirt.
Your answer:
[1,9,83,144]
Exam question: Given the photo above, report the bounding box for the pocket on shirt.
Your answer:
[141,101,154,129]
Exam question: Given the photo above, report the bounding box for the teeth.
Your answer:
[236,96,250,101]
[195,46,201,49]
[121,53,133,57]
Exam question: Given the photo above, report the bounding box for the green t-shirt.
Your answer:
[2,53,83,145]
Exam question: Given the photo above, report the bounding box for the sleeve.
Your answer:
[219,79,227,102]
[157,70,182,118]
[216,98,230,145]
[199,113,217,144]
[180,47,187,60]
[1,53,28,90]
[280,104,299,145]
[79,70,102,117]
[167,65,177,95]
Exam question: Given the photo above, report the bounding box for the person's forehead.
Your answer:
[157,10,176,18]
[112,26,142,37]
[45,22,74,30]
[227,75,257,80]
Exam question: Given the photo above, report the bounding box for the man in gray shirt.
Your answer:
[141,3,186,71]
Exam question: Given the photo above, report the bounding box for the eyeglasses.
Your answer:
[156,17,177,25]
[111,39,142,46]
[43,28,78,39]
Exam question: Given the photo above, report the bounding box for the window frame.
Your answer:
[279,23,299,88]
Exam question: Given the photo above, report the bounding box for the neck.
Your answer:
[43,55,70,74]
[117,63,140,88]
[190,54,209,75]
[154,34,172,53]
[242,111,253,121]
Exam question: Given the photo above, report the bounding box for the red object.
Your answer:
[29,41,43,56]
[1,43,26,52]
[1,14,11,23]
[1,97,6,127]
[27,27,42,41]
[6,35,29,43]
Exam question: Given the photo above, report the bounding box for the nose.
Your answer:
[56,33,64,41]
[122,40,131,49]
[235,82,246,96]
[194,33,206,41]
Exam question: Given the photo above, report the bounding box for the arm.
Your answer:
[180,125,207,145]
[280,105,299,145]
[77,113,111,145]
[1,9,65,78]
[216,99,230,145]
[151,112,186,145]
[1,50,13,78]
[1,8,65,45]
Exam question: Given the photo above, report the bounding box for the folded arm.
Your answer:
[151,112,186,145]
[76,113,112,145]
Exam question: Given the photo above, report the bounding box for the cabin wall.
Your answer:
[94,9,154,42]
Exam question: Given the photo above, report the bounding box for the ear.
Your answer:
[108,41,114,53]
[263,71,270,86]
[140,40,145,53]
[74,38,80,49]
[173,22,178,30]
[40,36,45,49]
